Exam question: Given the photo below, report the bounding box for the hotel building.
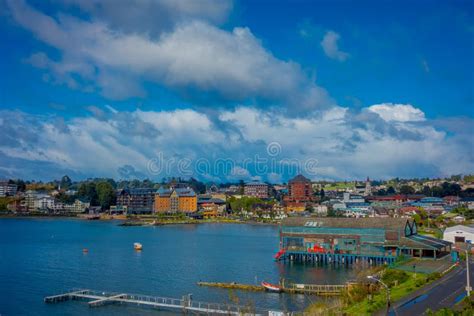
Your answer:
[154,187,197,213]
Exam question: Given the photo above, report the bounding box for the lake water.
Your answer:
[0,219,356,315]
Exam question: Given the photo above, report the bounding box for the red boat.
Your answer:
[261,281,283,292]
[274,249,286,260]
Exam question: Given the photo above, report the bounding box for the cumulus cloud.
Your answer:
[0,105,472,181]
[59,0,233,36]
[6,0,332,113]
[367,103,426,122]
[320,30,349,62]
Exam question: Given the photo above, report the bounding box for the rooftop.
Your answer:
[444,225,474,234]
[245,181,268,186]
[282,217,412,230]
[156,187,196,197]
[289,174,311,184]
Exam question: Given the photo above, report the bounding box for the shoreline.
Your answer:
[0,213,280,226]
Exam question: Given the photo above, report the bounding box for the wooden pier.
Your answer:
[44,289,271,315]
[197,281,348,296]
[198,282,265,292]
[283,283,347,295]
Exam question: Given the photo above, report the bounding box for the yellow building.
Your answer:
[154,187,197,213]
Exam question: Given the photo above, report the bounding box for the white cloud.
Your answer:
[320,30,349,62]
[367,103,426,122]
[1,105,472,181]
[7,0,332,112]
[59,0,233,36]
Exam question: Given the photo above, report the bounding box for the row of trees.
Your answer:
[374,182,471,197]
[227,196,274,213]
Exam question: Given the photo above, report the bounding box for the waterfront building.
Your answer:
[109,205,128,215]
[6,197,27,213]
[284,174,314,211]
[198,195,226,218]
[116,188,155,214]
[34,195,56,210]
[0,181,17,197]
[70,198,90,213]
[278,217,451,264]
[244,181,269,199]
[154,187,197,213]
[443,225,474,244]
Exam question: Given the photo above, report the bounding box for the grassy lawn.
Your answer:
[344,272,431,315]
[323,183,355,191]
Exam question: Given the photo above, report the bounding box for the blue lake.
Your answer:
[0,218,356,315]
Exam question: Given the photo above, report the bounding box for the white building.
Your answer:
[443,225,474,244]
[0,181,17,197]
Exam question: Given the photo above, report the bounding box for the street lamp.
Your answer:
[466,248,472,297]
[367,275,391,315]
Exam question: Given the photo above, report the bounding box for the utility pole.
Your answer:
[466,249,471,297]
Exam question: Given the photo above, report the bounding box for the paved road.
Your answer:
[379,260,473,316]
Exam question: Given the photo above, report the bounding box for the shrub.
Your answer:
[381,269,409,287]
[427,272,442,282]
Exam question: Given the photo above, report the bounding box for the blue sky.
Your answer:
[0,0,473,182]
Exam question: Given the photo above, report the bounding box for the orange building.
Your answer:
[154,187,197,213]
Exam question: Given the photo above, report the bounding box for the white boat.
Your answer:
[134,242,143,250]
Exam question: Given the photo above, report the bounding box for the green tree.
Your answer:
[188,177,206,194]
[78,182,99,206]
[399,185,415,195]
[386,186,396,195]
[422,186,432,196]
[56,192,75,204]
[96,181,116,211]
[60,175,72,190]
[238,180,245,195]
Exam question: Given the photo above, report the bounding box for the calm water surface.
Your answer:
[0,219,356,315]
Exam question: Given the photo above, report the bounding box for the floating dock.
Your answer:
[44,289,270,315]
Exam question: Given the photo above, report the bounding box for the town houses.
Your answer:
[0,174,473,229]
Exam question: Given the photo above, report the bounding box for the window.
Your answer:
[455,236,465,243]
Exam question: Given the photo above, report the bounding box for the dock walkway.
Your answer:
[45,289,271,315]
[198,282,349,295]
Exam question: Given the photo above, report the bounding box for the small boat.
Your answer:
[274,249,286,260]
[261,281,282,292]
[134,242,143,251]
[82,248,89,253]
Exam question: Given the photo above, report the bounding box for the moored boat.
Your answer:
[134,242,143,250]
[261,281,282,292]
